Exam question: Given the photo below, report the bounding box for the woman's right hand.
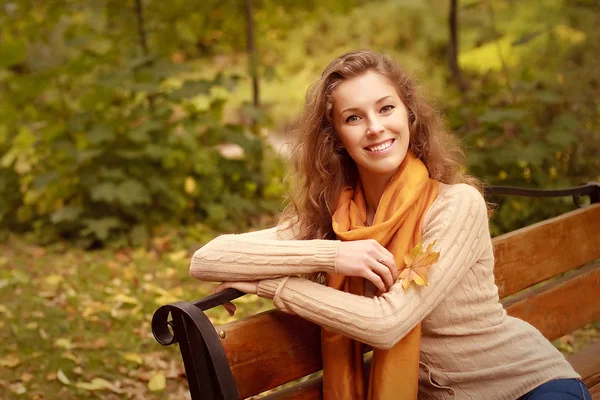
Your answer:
[336,240,398,293]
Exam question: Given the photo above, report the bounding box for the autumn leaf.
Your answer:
[122,352,144,365]
[148,372,166,392]
[399,240,440,290]
[0,304,14,319]
[0,354,20,368]
[76,377,122,393]
[53,338,75,350]
[9,382,26,395]
[57,369,71,385]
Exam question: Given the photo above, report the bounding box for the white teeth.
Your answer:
[367,140,393,152]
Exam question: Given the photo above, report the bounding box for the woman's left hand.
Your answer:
[214,281,260,316]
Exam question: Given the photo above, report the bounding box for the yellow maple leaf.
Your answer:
[399,240,440,290]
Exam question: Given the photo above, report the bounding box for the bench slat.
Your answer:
[503,263,600,342]
[567,340,600,388]
[264,377,322,400]
[220,311,321,399]
[590,382,600,400]
[493,204,600,298]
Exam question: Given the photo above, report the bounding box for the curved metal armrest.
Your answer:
[151,289,243,399]
[152,288,244,346]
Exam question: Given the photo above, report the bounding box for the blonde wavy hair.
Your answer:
[282,50,482,241]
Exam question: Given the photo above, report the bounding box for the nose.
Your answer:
[367,116,384,136]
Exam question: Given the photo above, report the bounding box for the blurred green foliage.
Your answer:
[0,0,598,244]
[0,0,288,245]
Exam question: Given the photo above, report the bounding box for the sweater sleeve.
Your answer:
[189,222,340,282]
[256,184,489,349]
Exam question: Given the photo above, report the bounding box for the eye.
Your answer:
[345,115,360,123]
[381,104,395,113]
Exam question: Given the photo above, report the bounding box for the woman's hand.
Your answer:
[214,281,259,316]
[336,240,398,292]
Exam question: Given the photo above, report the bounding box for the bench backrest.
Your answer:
[217,204,600,399]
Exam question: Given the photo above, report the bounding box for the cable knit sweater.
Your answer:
[190,183,579,400]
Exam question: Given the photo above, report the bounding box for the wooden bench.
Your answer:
[152,183,600,400]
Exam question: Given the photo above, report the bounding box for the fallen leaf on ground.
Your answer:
[0,304,14,319]
[76,377,122,393]
[0,354,20,367]
[80,337,108,350]
[9,382,26,395]
[148,372,166,392]
[57,369,71,385]
[39,328,48,340]
[25,321,38,329]
[62,351,83,365]
[123,352,144,365]
[54,338,75,350]
[20,372,34,382]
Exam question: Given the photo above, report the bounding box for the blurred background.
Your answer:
[1,0,598,398]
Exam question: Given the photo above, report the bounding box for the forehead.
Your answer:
[332,71,398,109]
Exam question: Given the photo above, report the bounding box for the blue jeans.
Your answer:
[518,379,592,399]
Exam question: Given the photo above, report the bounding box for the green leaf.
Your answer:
[205,203,228,224]
[50,206,84,224]
[117,180,152,206]
[87,126,115,145]
[90,182,119,203]
[129,120,161,143]
[82,218,121,241]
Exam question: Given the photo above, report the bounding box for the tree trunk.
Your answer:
[245,0,260,115]
[448,0,469,93]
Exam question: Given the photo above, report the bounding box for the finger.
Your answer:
[364,270,386,293]
[214,282,229,293]
[378,255,399,282]
[377,247,398,281]
[371,260,394,290]
[223,301,236,316]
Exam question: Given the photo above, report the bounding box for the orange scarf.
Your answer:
[323,151,439,400]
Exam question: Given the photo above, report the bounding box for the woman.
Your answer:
[190,50,590,400]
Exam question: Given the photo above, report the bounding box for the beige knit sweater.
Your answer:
[190,183,578,400]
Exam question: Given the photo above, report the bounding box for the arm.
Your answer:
[255,185,489,349]
[189,222,340,282]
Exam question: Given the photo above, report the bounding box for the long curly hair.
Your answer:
[281,50,482,241]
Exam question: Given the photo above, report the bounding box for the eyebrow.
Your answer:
[340,95,394,115]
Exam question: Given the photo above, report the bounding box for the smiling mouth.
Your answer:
[366,139,394,152]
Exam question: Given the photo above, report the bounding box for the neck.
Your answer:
[360,170,394,222]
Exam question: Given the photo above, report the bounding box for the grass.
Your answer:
[0,234,273,399]
[1,231,597,399]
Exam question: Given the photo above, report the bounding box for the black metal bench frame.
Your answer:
[151,182,600,400]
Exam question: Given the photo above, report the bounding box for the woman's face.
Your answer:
[332,70,410,184]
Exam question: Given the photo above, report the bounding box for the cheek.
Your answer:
[337,127,359,147]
